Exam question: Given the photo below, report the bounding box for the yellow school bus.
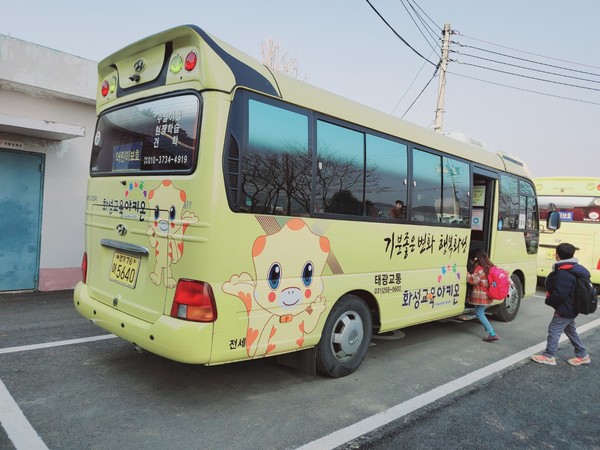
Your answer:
[74,25,542,377]
[536,177,600,285]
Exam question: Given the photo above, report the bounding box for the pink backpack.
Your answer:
[484,267,510,300]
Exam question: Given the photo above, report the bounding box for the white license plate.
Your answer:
[109,251,141,288]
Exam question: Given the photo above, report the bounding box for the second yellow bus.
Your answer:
[536,177,600,285]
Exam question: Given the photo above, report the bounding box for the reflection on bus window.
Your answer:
[242,99,310,216]
[411,149,470,224]
[366,135,408,219]
[316,120,364,216]
[441,157,469,224]
[499,174,539,253]
[412,149,441,222]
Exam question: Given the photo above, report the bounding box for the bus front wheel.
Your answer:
[492,275,522,322]
[316,295,372,378]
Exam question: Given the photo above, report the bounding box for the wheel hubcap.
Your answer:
[330,311,364,361]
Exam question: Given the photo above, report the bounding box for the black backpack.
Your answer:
[559,266,598,315]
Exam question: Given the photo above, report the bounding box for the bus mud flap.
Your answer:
[276,348,317,376]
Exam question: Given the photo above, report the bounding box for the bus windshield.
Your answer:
[539,195,600,223]
[90,94,200,175]
[536,177,600,285]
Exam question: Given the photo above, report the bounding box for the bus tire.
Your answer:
[492,274,522,322]
[316,295,372,378]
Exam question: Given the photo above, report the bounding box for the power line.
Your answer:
[399,0,440,52]
[367,1,600,110]
[454,60,600,92]
[457,43,600,78]
[458,33,600,71]
[452,50,600,85]
[447,34,600,105]
[365,0,437,66]
[391,59,429,114]
[449,71,600,106]
[402,68,439,117]
[406,0,442,33]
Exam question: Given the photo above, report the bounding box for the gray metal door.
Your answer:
[0,150,44,291]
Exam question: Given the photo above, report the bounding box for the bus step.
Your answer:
[455,313,477,321]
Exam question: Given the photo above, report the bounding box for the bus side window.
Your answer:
[366,134,408,220]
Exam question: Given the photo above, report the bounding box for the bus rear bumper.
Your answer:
[73,282,213,364]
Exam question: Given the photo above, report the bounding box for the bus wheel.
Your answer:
[492,275,522,322]
[316,295,372,378]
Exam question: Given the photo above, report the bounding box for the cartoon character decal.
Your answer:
[146,180,198,288]
[223,218,330,358]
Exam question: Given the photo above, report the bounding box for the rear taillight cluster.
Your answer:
[169,50,198,74]
[171,279,217,322]
[100,49,198,98]
[100,75,117,97]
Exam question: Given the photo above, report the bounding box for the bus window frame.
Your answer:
[225,89,477,228]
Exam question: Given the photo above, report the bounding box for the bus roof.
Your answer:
[97,24,532,179]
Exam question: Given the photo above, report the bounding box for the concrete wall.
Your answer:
[0,34,97,291]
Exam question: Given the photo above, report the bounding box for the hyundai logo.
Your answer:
[116,223,127,236]
[133,58,146,73]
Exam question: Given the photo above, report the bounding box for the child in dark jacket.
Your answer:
[532,242,591,366]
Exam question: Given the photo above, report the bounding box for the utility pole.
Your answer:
[434,23,451,133]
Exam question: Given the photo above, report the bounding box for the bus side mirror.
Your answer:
[546,210,561,231]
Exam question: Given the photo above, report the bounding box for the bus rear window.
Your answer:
[90,94,200,175]
[539,195,600,222]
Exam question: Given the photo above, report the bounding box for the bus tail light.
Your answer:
[169,51,198,74]
[171,279,217,322]
[81,252,88,284]
[185,51,197,71]
[100,76,117,97]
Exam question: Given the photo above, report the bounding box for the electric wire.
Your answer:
[391,49,437,114]
[449,71,600,106]
[406,0,442,34]
[458,44,600,78]
[365,0,437,66]
[452,50,600,85]
[458,33,600,71]
[454,60,600,92]
[399,0,440,52]
[401,67,439,117]
[367,0,600,109]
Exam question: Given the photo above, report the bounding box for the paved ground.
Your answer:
[1,290,599,449]
[340,324,600,450]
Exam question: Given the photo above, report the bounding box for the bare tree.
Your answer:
[261,38,306,80]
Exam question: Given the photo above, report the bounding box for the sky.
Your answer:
[1,1,598,178]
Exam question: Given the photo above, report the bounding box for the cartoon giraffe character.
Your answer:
[146,180,198,288]
[223,219,330,358]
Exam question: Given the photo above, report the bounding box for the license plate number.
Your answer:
[109,252,141,288]
[546,249,556,260]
